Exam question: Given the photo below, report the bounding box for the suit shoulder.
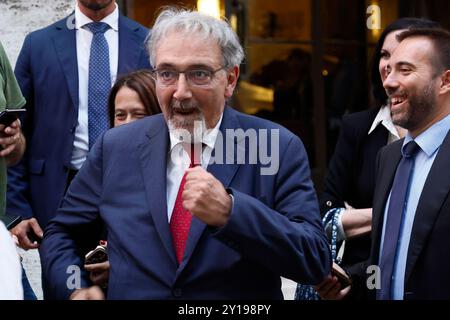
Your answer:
[120,15,149,34]
[104,114,165,143]
[341,108,379,133]
[24,17,69,41]
[233,109,298,142]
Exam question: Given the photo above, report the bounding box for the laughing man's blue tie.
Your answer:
[377,140,420,300]
[86,22,111,149]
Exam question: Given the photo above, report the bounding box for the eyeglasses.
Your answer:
[151,66,226,87]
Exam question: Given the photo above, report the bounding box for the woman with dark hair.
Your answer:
[308,18,439,300]
[107,69,160,127]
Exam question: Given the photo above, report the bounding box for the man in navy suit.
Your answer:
[41,7,331,300]
[8,0,150,249]
[317,28,450,300]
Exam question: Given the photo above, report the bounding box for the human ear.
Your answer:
[224,66,239,99]
[438,70,450,95]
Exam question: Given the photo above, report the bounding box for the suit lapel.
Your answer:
[117,15,142,75]
[178,107,241,272]
[405,130,450,283]
[138,116,177,264]
[52,15,143,108]
[52,17,79,111]
[371,141,402,263]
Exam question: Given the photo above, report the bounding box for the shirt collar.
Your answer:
[403,114,450,157]
[75,2,119,31]
[169,113,224,152]
[368,105,400,139]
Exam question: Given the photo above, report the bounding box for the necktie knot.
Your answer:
[402,140,420,158]
[85,22,110,34]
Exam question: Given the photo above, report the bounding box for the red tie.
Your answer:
[170,144,201,264]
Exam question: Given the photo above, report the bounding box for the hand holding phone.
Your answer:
[0,108,26,127]
[331,262,352,289]
[0,109,26,161]
[85,244,108,265]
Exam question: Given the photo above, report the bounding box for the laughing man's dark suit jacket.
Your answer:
[41,107,331,299]
[7,14,150,229]
[350,130,450,300]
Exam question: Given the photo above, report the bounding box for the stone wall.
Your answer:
[0,0,73,65]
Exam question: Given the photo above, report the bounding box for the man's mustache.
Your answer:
[170,101,201,112]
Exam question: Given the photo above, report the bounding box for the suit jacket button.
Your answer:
[173,288,182,298]
[326,201,333,207]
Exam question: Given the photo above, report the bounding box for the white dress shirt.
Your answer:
[71,3,119,169]
[0,222,23,300]
[166,115,223,222]
[368,105,401,144]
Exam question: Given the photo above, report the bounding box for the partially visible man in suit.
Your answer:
[317,28,450,300]
[41,7,331,300]
[8,0,150,249]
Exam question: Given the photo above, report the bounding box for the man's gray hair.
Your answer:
[147,7,244,68]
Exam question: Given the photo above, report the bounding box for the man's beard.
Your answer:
[167,101,206,144]
[79,0,113,11]
[390,82,437,131]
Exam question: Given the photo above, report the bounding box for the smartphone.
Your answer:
[0,108,26,127]
[331,262,352,289]
[0,214,22,230]
[85,245,108,265]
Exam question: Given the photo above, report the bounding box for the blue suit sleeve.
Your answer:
[215,135,332,285]
[40,134,105,299]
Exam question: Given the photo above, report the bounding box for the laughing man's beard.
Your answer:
[391,82,436,130]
